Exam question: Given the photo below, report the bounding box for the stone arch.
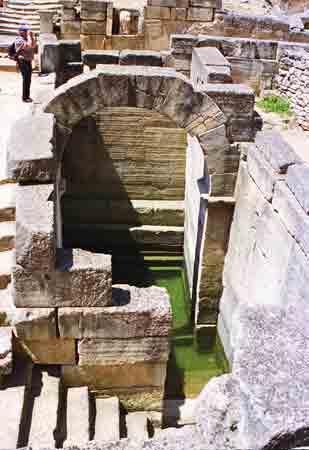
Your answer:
[44,65,229,174]
[44,66,229,267]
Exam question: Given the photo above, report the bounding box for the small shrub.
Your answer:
[256,95,292,116]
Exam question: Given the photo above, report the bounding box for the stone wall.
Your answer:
[188,9,309,43]
[171,34,309,93]
[144,0,221,51]
[218,130,309,364]
[276,48,309,130]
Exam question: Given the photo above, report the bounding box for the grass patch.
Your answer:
[256,95,292,116]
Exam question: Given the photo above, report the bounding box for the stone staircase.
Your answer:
[0,364,153,448]
[0,0,61,36]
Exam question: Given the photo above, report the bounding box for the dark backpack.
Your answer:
[8,42,17,60]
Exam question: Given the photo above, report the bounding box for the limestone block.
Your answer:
[246,202,294,307]
[58,40,82,66]
[82,50,120,68]
[187,7,214,21]
[12,308,57,340]
[81,20,106,35]
[148,0,176,5]
[61,362,167,389]
[62,7,76,20]
[39,34,58,74]
[15,184,55,273]
[273,181,309,258]
[7,113,55,183]
[205,84,255,119]
[95,397,120,442]
[231,300,309,448]
[286,163,309,214]
[247,144,280,201]
[58,285,172,339]
[12,265,53,308]
[0,327,12,375]
[77,337,170,365]
[61,21,81,35]
[145,6,171,20]
[81,34,106,51]
[120,50,162,67]
[255,130,301,174]
[81,0,107,20]
[18,338,76,364]
[56,248,112,307]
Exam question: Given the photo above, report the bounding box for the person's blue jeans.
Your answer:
[18,59,32,100]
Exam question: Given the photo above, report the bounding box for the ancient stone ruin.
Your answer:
[1,0,309,448]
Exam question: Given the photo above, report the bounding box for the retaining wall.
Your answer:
[276,48,309,130]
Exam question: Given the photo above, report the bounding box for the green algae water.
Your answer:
[112,257,228,399]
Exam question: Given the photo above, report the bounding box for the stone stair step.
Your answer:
[94,397,120,442]
[28,367,61,448]
[0,184,16,222]
[0,222,15,252]
[0,16,39,24]
[0,250,14,289]
[0,384,25,447]
[63,387,90,447]
[63,224,184,253]
[126,412,149,440]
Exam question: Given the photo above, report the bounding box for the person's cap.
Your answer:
[18,23,29,32]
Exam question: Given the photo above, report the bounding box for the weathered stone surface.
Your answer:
[12,264,53,308]
[255,130,301,173]
[247,144,280,201]
[58,285,172,339]
[126,412,149,440]
[286,163,309,214]
[55,248,112,307]
[18,338,76,364]
[15,184,55,273]
[12,308,57,340]
[7,113,54,183]
[273,181,309,257]
[78,337,170,365]
[63,387,90,446]
[82,50,120,68]
[44,66,226,153]
[28,368,61,448]
[61,362,167,390]
[94,397,120,442]
[119,50,162,67]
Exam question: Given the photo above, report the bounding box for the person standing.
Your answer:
[14,24,36,103]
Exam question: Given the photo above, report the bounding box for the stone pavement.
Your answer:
[0,71,55,182]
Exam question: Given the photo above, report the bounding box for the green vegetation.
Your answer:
[113,257,228,398]
[256,95,292,116]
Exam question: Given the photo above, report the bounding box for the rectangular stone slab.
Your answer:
[15,184,55,273]
[61,362,167,390]
[58,284,172,339]
[18,338,76,364]
[78,337,170,365]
